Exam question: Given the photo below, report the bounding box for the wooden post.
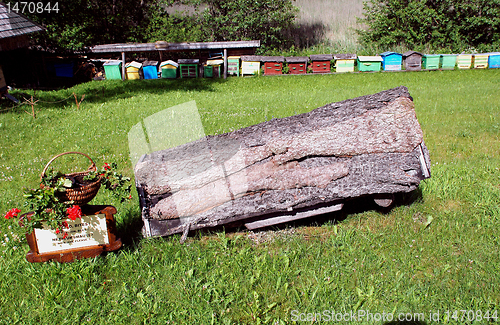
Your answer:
[121,52,126,81]
[223,48,228,79]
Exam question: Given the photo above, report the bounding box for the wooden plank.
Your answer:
[90,41,260,53]
[244,203,344,230]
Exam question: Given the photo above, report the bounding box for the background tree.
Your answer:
[5,0,163,51]
[357,0,500,52]
[197,0,299,51]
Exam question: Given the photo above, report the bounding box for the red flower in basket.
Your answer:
[66,205,82,221]
[4,208,21,219]
[103,163,111,171]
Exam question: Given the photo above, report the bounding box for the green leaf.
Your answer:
[424,215,434,229]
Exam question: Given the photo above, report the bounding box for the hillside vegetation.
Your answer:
[294,0,364,49]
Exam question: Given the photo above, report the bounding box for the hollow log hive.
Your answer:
[135,86,431,237]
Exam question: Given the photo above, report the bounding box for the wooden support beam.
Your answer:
[223,48,228,79]
[121,52,126,81]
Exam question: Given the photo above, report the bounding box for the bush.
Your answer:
[357,0,500,53]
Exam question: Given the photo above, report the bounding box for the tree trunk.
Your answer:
[134,86,431,237]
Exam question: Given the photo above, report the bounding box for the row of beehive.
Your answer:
[102,59,205,80]
[102,52,500,80]
[252,52,500,75]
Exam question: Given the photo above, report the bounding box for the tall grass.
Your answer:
[0,69,499,324]
[294,0,364,51]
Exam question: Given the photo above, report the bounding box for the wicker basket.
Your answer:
[40,152,101,205]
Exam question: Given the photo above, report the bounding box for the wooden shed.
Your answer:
[440,54,457,70]
[380,52,402,71]
[178,59,199,78]
[488,52,500,69]
[285,56,309,74]
[241,55,261,76]
[357,56,382,72]
[457,54,472,69]
[402,51,422,71]
[261,56,285,75]
[90,40,260,80]
[334,54,356,73]
[0,4,43,97]
[309,54,333,73]
[473,54,489,69]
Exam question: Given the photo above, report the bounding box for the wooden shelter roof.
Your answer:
[90,40,260,53]
[0,3,44,40]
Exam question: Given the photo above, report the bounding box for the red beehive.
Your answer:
[285,56,309,74]
[260,56,285,75]
[309,54,333,73]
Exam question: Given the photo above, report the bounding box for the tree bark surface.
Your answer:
[134,86,431,236]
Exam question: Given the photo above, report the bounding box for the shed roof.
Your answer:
[241,55,261,61]
[126,61,142,69]
[90,40,260,53]
[334,54,357,60]
[380,51,402,57]
[103,60,122,66]
[143,61,158,66]
[358,56,383,62]
[310,54,333,61]
[160,60,178,68]
[402,51,423,57]
[260,56,285,63]
[285,56,309,63]
[0,3,44,39]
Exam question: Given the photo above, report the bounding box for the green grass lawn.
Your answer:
[0,69,499,324]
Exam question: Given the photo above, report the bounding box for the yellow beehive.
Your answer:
[125,61,142,79]
[473,54,489,69]
[457,54,472,69]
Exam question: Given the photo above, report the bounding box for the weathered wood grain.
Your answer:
[134,86,431,237]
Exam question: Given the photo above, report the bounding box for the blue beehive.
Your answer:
[488,52,500,69]
[380,52,402,71]
[54,62,74,77]
[143,61,158,79]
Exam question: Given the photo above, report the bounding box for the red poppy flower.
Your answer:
[4,208,21,219]
[103,163,111,171]
[66,205,82,221]
[56,229,60,234]
[63,232,68,239]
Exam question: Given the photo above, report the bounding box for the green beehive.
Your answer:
[206,59,223,78]
[103,60,122,80]
[334,54,356,73]
[422,55,440,70]
[357,56,382,72]
[160,60,178,79]
[227,56,240,76]
[179,59,199,78]
[440,54,456,70]
[204,65,213,78]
